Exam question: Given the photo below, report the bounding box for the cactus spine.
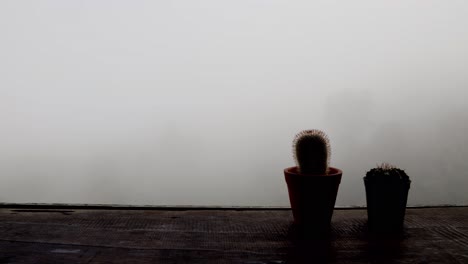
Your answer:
[293,129,331,175]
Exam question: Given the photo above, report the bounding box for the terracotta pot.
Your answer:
[284,166,342,232]
[364,178,411,232]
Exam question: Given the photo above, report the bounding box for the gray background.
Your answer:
[1,1,467,206]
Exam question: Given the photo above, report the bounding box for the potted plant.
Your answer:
[284,129,343,234]
[364,163,411,233]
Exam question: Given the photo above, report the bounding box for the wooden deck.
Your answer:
[0,207,467,263]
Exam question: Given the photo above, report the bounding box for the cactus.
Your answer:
[365,162,410,182]
[293,129,331,175]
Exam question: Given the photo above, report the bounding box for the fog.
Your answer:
[1,1,467,206]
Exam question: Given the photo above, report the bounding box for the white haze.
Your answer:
[0,1,467,206]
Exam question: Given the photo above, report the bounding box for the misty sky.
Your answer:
[1,1,467,206]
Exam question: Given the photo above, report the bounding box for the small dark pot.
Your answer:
[284,167,342,233]
[364,178,411,233]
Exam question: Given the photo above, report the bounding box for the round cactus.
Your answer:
[365,162,410,182]
[293,129,331,175]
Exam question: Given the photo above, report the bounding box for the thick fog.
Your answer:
[1,1,467,206]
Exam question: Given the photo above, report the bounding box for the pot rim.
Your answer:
[284,166,342,177]
[364,177,411,184]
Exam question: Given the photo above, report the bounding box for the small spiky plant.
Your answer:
[293,129,331,175]
[365,162,410,182]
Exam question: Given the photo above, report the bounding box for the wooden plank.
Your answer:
[0,208,467,263]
